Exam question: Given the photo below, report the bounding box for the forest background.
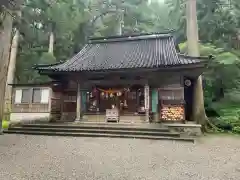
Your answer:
[1,0,240,132]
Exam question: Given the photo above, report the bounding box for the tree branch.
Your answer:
[91,9,116,27]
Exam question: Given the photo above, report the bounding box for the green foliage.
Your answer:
[39,52,56,64]
[210,118,233,131]
[16,0,177,83]
[179,41,240,134]
[233,126,240,134]
[209,102,240,134]
[2,120,9,129]
[11,0,240,134]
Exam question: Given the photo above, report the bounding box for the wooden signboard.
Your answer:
[144,85,149,110]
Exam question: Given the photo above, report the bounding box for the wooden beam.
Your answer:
[144,84,150,122]
[39,63,206,78]
[81,79,147,88]
[75,82,81,121]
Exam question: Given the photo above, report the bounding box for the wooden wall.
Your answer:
[12,104,49,113]
[11,86,50,113]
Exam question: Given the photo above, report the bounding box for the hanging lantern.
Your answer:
[117,91,122,96]
[124,100,128,107]
[93,100,97,106]
[106,93,109,99]
[110,93,114,98]
[101,92,105,97]
[124,88,130,92]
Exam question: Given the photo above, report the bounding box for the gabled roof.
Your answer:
[36,33,208,72]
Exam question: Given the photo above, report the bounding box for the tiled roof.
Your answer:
[178,54,209,64]
[37,33,207,72]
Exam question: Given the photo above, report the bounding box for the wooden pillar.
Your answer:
[81,91,87,113]
[48,88,52,112]
[50,88,62,122]
[151,88,158,122]
[144,84,150,122]
[75,82,81,122]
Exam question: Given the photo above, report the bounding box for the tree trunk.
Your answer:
[4,11,21,120]
[116,9,124,36]
[48,31,54,54]
[186,0,207,126]
[0,12,13,133]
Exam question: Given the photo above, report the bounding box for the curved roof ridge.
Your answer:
[89,33,173,44]
[33,61,64,69]
[89,31,174,40]
[178,53,214,60]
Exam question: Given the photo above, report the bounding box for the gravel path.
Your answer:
[0,134,240,180]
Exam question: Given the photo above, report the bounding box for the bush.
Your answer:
[2,120,9,129]
[221,116,240,126]
[39,52,56,64]
[207,100,240,133]
[233,126,240,134]
[210,117,233,131]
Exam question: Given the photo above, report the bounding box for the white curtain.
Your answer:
[41,89,49,103]
[15,89,22,103]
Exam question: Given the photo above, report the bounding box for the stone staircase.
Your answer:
[3,123,196,142]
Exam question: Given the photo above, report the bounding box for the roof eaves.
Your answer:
[8,81,55,87]
[178,54,214,60]
[89,33,173,44]
[38,62,208,74]
[33,61,64,70]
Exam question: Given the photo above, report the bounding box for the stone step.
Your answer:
[162,123,202,137]
[20,123,169,132]
[8,127,180,137]
[3,130,194,142]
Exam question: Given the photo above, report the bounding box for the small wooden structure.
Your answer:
[105,109,120,122]
[33,33,210,124]
[9,83,51,122]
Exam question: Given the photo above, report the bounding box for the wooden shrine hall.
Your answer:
[35,33,210,124]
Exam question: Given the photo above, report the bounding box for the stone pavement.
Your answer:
[0,134,240,180]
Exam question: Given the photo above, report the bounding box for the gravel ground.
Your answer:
[0,134,240,180]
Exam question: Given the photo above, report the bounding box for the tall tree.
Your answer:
[4,10,22,120]
[0,0,22,133]
[186,0,207,126]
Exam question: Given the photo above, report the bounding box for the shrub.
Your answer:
[2,120,9,129]
[233,126,240,134]
[210,117,233,131]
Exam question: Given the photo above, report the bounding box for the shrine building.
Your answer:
[30,33,210,124]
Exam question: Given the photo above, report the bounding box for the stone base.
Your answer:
[82,114,146,124]
[10,113,50,122]
[75,118,81,122]
[152,113,160,123]
[163,123,202,137]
